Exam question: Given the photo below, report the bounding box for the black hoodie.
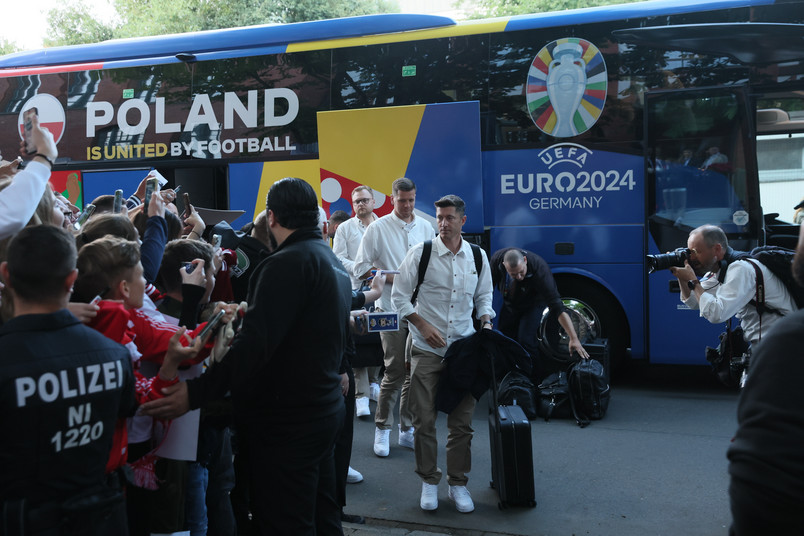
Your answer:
[187,227,352,424]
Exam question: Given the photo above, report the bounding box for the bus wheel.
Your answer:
[552,278,630,373]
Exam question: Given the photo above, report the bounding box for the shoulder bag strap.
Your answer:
[470,243,482,276]
[410,240,432,305]
[744,258,766,339]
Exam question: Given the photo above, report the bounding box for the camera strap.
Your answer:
[744,259,766,340]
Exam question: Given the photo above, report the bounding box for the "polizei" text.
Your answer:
[15,361,125,408]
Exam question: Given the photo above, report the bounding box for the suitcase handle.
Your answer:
[486,335,501,409]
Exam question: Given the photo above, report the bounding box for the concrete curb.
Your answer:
[343,518,525,536]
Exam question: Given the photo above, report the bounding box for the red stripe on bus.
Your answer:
[0,63,105,77]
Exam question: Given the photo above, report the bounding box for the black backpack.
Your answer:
[498,370,537,420]
[744,246,804,310]
[567,359,610,427]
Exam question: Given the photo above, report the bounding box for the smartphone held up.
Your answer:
[113,189,124,214]
[183,192,192,217]
[197,309,226,341]
[143,177,159,212]
[73,204,96,231]
[22,108,38,154]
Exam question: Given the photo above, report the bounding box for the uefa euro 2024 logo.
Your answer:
[527,38,607,138]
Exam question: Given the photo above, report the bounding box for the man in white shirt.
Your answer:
[353,178,435,457]
[702,146,728,170]
[392,195,494,514]
[334,185,380,417]
[335,186,377,291]
[671,224,795,344]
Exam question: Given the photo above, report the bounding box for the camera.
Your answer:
[646,247,691,273]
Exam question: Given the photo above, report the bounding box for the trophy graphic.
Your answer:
[527,38,607,138]
[546,42,587,138]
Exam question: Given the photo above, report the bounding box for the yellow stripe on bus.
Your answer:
[287,19,509,52]
[255,159,322,215]
[318,105,426,187]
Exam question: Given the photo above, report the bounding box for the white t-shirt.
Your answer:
[353,212,435,311]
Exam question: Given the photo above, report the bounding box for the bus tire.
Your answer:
[554,277,630,373]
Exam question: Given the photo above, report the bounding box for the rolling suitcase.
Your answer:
[488,352,536,509]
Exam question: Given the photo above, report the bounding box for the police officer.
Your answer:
[0,225,136,535]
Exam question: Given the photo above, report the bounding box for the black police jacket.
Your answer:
[0,309,135,506]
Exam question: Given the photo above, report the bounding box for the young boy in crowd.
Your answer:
[73,235,235,536]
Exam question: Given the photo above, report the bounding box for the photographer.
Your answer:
[669,224,795,349]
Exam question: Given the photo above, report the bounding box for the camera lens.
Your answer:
[646,248,691,273]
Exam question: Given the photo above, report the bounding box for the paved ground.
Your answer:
[340,364,739,536]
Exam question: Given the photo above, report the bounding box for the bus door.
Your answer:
[82,165,231,222]
[755,87,804,248]
[82,168,154,210]
[645,86,760,364]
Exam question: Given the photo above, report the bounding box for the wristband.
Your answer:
[482,321,493,327]
[188,230,199,238]
[33,153,54,167]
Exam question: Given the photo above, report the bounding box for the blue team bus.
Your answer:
[1,0,802,369]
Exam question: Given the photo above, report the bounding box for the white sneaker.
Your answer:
[448,485,474,513]
[398,425,415,450]
[355,397,370,418]
[346,466,363,484]
[369,382,380,402]
[420,482,438,511]
[373,428,390,457]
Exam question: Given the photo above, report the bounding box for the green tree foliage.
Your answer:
[45,0,399,47]
[112,0,272,39]
[0,39,21,56]
[45,1,117,47]
[271,0,400,24]
[460,0,642,19]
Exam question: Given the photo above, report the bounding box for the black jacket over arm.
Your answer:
[435,329,531,414]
